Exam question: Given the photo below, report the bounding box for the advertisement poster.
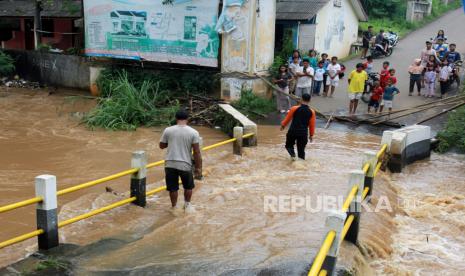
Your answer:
[84,0,220,67]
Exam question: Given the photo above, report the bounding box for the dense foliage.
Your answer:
[232,89,276,117]
[0,50,15,76]
[84,70,179,130]
[437,91,465,153]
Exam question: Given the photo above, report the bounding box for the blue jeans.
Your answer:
[313,81,323,95]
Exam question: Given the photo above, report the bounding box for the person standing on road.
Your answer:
[159,110,202,213]
[408,59,424,96]
[439,61,452,98]
[348,63,368,115]
[361,26,374,59]
[313,61,326,96]
[280,93,316,161]
[379,79,400,114]
[363,56,374,74]
[380,61,391,88]
[325,56,342,98]
[420,41,438,87]
[368,81,383,113]
[424,66,437,98]
[288,56,301,94]
[273,65,292,113]
[295,58,314,98]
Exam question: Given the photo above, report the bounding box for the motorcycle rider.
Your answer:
[446,43,461,64]
[434,38,449,61]
[375,29,388,55]
[446,43,461,84]
[434,30,446,43]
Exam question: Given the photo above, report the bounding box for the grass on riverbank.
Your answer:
[84,70,179,130]
[436,90,465,153]
[360,0,462,38]
[232,89,276,118]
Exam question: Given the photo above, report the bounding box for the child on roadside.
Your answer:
[388,68,397,86]
[379,79,400,114]
[368,81,383,113]
[438,61,452,98]
[363,56,374,74]
[424,66,437,98]
[313,61,325,96]
[325,56,342,98]
[320,53,330,94]
[380,61,390,88]
[272,65,292,113]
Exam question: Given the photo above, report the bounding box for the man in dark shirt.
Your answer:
[361,26,373,59]
[280,93,316,161]
[375,29,387,54]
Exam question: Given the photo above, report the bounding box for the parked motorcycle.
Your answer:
[370,42,393,59]
[385,31,399,47]
[361,72,380,103]
[448,60,463,87]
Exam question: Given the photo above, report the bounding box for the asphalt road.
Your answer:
[312,8,465,122]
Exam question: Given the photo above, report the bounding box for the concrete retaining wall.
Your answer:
[5,50,91,90]
[218,104,257,146]
[381,125,431,172]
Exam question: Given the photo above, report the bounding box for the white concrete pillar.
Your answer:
[233,126,243,156]
[345,170,365,244]
[321,210,347,275]
[131,151,147,207]
[35,175,59,250]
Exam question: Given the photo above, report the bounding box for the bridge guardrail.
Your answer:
[308,144,387,276]
[0,127,255,250]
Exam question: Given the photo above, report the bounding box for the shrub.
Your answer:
[84,71,179,130]
[232,89,275,117]
[0,50,15,76]
[436,105,465,153]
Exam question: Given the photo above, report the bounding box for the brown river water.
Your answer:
[1,87,464,275]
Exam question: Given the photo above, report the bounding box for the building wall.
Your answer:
[3,18,74,50]
[220,0,275,100]
[41,18,74,49]
[313,0,359,58]
[3,19,26,49]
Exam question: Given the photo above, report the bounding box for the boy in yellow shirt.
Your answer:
[348,63,368,115]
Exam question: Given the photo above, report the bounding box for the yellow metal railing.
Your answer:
[0,133,255,249]
[308,144,388,276]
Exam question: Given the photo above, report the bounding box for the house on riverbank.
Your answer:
[0,0,82,51]
[275,0,367,58]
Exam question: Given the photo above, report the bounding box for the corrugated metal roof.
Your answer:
[0,0,82,17]
[276,0,367,21]
[276,0,330,20]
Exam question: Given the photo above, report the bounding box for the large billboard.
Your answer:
[83,0,220,67]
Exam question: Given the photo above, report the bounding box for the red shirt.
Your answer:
[380,69,390,87]
[371,86,384,101]
[389,76,397,85]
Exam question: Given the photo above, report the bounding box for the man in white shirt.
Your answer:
[295,58,314,98]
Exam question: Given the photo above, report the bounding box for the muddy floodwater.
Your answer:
[1,87,465,275]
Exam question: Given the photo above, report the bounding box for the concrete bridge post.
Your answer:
[344,170,365,244]
[321,210,346,276]
[35,175,59,250]
[233,126,243,156]
[362,151,377,202]
[131,151,147,207]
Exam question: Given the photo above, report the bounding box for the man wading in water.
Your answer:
[159,110,202,213]
[280,93,316,161]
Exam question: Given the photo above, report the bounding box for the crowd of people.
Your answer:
[273,50,345,113]
[273,29,461,116]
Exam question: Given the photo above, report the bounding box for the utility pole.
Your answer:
[34,0,43,49]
